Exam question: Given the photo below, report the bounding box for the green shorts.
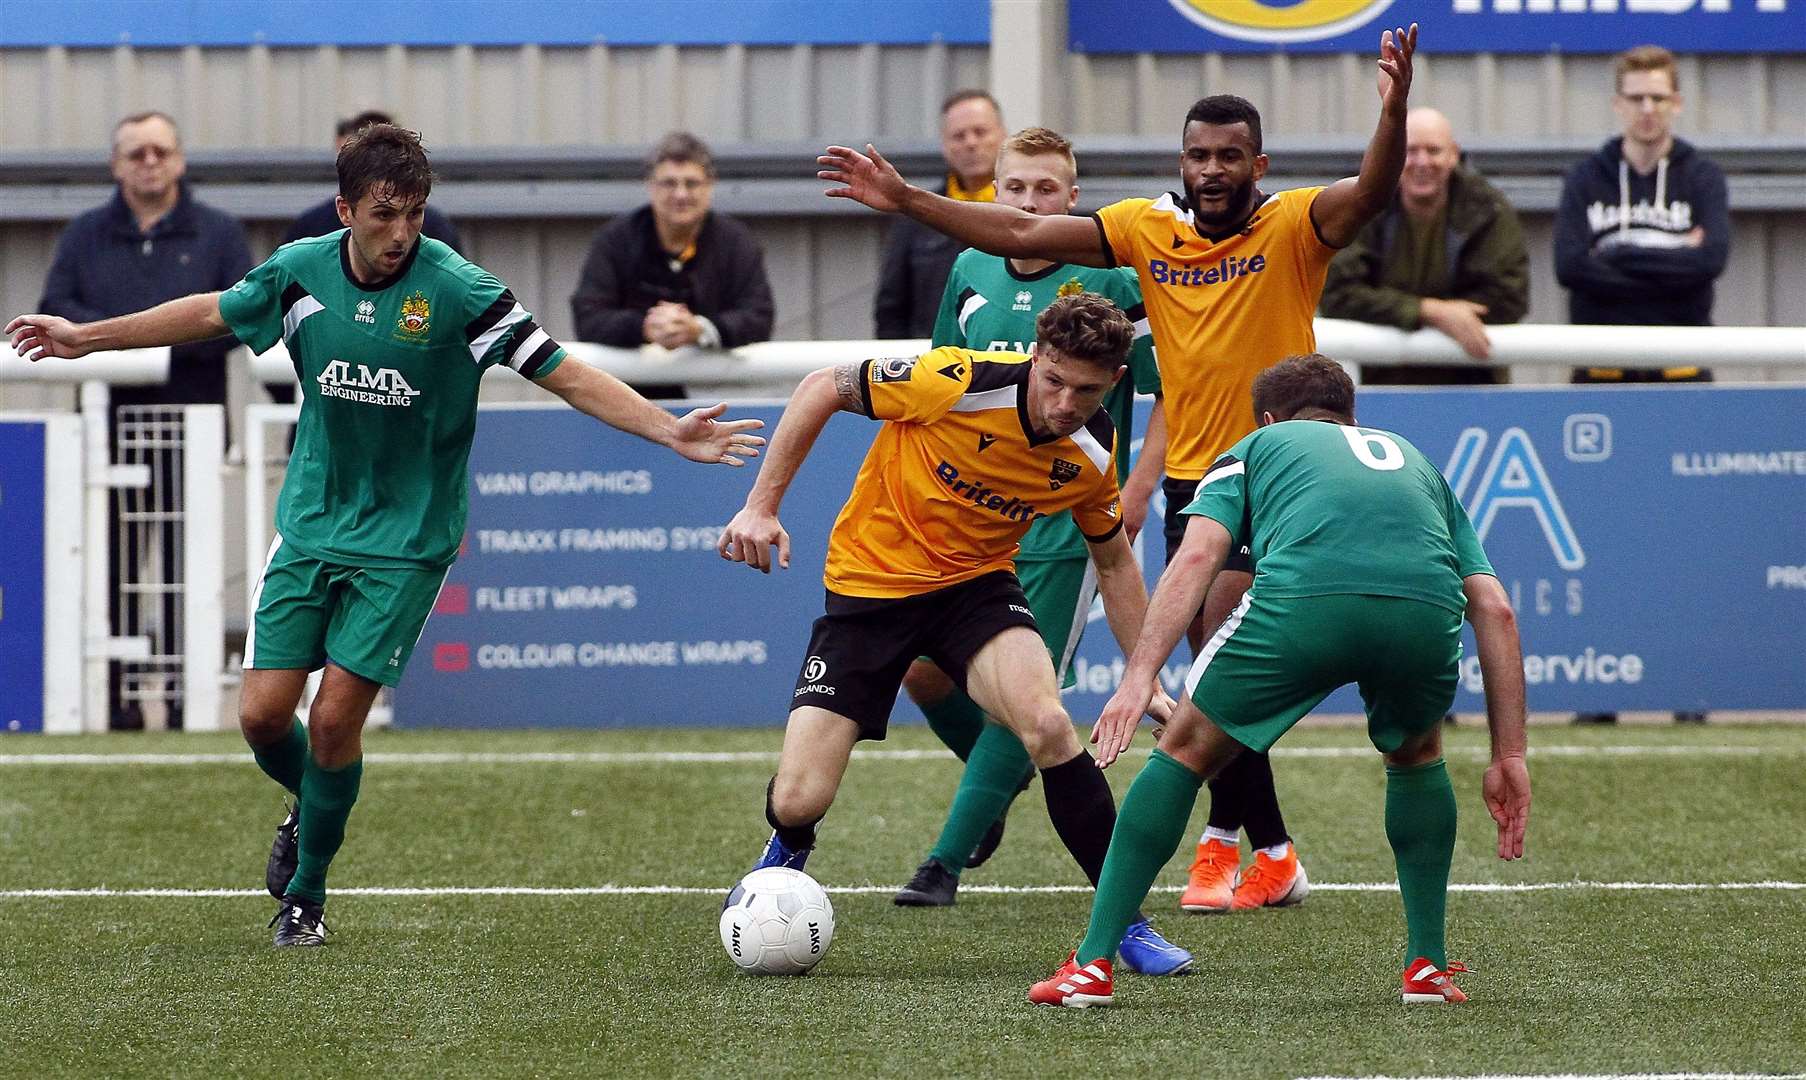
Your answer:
[1018,555,1098,691]
[245,534,450,688]
[1185,591,1462,754]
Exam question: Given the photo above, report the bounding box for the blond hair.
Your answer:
[996,127,1077,183]
[1615,45,1679,94]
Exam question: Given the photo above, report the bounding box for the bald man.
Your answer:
[1321,107,1529,382]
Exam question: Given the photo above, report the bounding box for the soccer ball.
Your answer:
[718,866,836,975]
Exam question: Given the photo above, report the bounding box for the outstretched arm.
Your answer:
[820,144,1107,267]
[1464,573,1530,860]
[1310,24,1418,249]
[8,292,228,361]
[1090,515,1230,767]
[717,362,864,573]
[534,357,765,466]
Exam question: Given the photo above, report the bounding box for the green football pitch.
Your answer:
[2,722,1803,1079]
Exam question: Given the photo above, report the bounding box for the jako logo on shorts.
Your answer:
[1166,0,1395,44]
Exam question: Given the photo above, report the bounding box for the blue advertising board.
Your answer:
[395,385,1806,729]
[16,0,989,48]
[0,422,47,734]
[1070,0,1806,54]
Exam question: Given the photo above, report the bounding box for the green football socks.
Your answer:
[1385,758,1457,969]
[920,691,987,761]
[1075,749,1203,966]
[284,756,364,904]
[928,723,1033,873]
[250,717,309,797]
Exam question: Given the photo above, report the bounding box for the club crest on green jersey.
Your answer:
[398,292,431,337]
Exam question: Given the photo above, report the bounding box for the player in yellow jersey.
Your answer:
[820,24,1419,915]
[718,294,1191,971]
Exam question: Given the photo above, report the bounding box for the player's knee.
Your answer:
[237,702,292,745]
[1018,704,1078,761]
[767,771,831,826]
[901,660,953,707]
[1385,726,1443,768]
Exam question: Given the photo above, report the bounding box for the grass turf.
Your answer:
[2,723,1803,1078]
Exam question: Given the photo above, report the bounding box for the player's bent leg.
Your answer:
[756,706,861,873]
[240,668,312,898]
[278,664,378,922]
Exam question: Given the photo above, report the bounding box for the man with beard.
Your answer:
[820,25,1419,919]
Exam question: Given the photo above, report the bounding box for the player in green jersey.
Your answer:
[887,130,1182,975]
[1027,353,1532,1008]
[7,124,764,948]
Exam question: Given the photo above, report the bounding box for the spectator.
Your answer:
[39,110,253,730]
[1322,107,1528,384]
[571,131,775,399]
[873,89,1005,339]
[1555,44,1727,726]
[273,111,465,407]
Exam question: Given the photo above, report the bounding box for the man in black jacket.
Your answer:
[39,110,253,730]
[1556,44,1727,726]
[570,131,774,399]
[872,90,1005,339]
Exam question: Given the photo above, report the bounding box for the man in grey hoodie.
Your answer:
[1555,44,1727,725]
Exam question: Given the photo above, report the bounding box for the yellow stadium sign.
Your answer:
[1166,0,1396,43]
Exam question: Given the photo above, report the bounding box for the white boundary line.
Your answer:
[1297,1075,1806,1080]
[5,881,1804,900]
[0,744,1782,767]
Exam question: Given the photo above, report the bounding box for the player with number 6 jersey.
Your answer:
[1028,354,1532,1009]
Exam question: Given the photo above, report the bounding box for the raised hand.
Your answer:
[818,144,911,213]
[6,314,89,362]
[1376,23,1419,112]
[669,402,765,467]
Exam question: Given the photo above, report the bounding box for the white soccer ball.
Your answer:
[718,866,836,975]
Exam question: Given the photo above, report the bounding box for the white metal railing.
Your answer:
[242,321,1806,388]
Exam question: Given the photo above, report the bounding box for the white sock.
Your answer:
[1258,841,1291,860]
[1202,826,1240,847]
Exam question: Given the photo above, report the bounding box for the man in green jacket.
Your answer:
[1321,108,1528,385]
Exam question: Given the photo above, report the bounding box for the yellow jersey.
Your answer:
[1093,186,1336,480]
[823,347,1123,599]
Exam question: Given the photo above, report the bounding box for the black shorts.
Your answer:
[790,570,1039,741]
[1163,476,1253,573]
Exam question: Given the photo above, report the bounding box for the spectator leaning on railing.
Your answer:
[1555,44,1728,726]
[1320,106,1528,385]
[873,90,1005,339]
[570,131,775,400]
[38,109,253,732]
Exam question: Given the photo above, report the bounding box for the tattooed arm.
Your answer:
[718,362,867,573]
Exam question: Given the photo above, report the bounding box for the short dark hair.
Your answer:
[336,123,434,208]
[1036,293,1134,369]
[647,131,715,178]
[1184,94,1263,155]
[1251,354,1355,422]
[336,109,396,139]
[941,89,1001,119]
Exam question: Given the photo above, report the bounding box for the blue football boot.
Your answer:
[1117,918,1194,976]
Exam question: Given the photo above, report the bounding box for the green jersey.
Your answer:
[1183,420,1494,615]
[930,249,1159,561]
[220,232,566,569]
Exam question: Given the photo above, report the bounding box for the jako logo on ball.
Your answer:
[1166,0,1395,43]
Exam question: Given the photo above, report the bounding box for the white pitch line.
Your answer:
[0,744,1779,767]
[4,881,1804,900]
[1298,1075,1806,1080]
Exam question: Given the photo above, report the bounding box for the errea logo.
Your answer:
[318,359,420,407]
[354,299,377,325]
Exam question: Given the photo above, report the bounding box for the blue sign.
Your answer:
[16,0,989,48]
[396,386,1806,729]
[0,422,47,734]
[1070,0,1806,55]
